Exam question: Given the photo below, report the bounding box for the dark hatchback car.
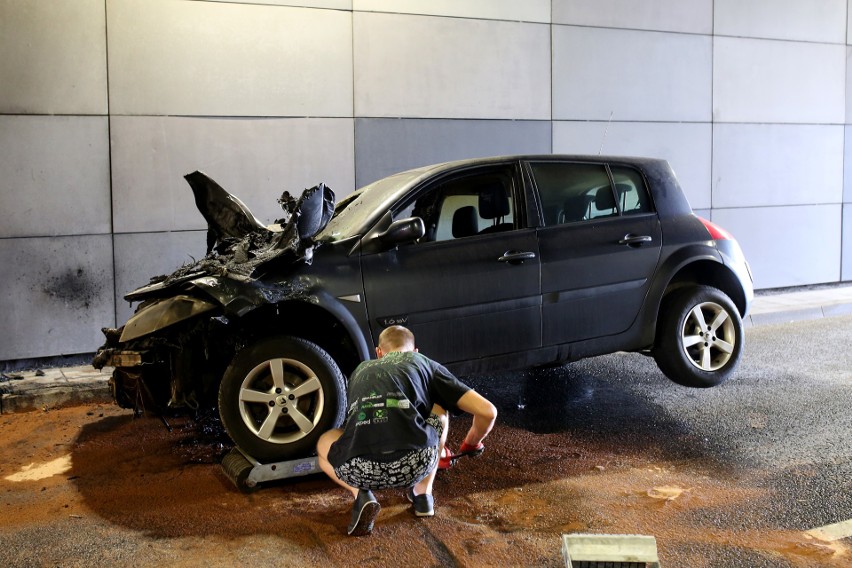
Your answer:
[94,155,753,462]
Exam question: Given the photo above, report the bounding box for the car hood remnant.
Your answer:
[167,172,335,284]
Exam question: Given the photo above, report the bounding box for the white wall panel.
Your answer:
[714,38,846,124]
[0,0,107,114]
[844,205,852,280]
[0,116,111,238]
[552,26,711,121]
[107,0,352,117]
[715,0,846,43]
[111,116,355,233]
[0,236,115,360]
[354,13,550,119]
[354,0,549,22]
[552,0,712,34]
[712,205,841,288]
[113,231,207,324]
[713,124,844,208]
[198,0,351,8]
[553,121,712,209]
[846,126,852,202]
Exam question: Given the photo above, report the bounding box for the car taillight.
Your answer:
[697,216,733,241]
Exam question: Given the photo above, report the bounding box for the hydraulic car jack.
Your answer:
[221,447,320,493]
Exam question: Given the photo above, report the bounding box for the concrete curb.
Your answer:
[0,365,112,414]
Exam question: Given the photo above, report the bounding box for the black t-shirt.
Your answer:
[327,351,471,467]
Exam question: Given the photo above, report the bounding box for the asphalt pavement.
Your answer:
[1,283,851,414]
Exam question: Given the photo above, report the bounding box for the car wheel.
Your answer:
[653,285,744,388]
[218,336,346,462]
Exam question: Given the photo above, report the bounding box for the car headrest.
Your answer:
[595,186,616,211]
[452,205,479,238]
[479,183,511,220]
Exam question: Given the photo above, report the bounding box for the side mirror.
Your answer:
[378,217,425,246]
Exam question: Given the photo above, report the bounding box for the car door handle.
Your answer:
[619,234,652,246]
[498,250,536,264]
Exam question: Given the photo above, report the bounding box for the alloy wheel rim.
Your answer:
[237,358,324,445]
[680,301,736,372]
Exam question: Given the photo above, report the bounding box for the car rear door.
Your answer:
[360,163,541,364]
[527,160,662,345]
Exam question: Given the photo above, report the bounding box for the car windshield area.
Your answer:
[530,162,653,226]
[316,167,431,242]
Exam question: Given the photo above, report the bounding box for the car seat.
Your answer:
[478,182,512,234]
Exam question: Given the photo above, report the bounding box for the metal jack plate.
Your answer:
[221,447,320,492]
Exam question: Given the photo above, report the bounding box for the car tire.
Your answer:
[653,285,744,388]
[218,336,346,462]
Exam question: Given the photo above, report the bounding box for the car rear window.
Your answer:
[529,162,653,226]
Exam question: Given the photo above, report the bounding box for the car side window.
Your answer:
[395,169,516,243]
[610,165,653,215]
[530,162,653,226]
[529,162,612,226]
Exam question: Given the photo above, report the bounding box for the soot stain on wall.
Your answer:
[42,267,105,310]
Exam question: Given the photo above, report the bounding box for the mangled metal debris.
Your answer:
[158,171,335,285]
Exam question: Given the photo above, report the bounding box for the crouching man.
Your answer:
[317,325,497,536]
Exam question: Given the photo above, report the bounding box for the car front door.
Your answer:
[528,160,663,345]
[360,163,541,364]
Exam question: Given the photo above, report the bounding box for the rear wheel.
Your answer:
[218,336,346,462]
[653,285,744,388]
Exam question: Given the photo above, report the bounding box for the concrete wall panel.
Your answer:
[0,0,107,114]
[353,0,550,22]
[713,124,844,208]
[0,235,115,361]
[552,26,711,121]
[714,37,846,124]
[713,205,842,288]
[353,13,550,119]
[110,117,355,233]
[846,126,852,202]
[552,0,712,34]
[553,121,712,209]
[715,0,846,43]
[113,231,207,325]
[0,116,111,238]
[107,0,352,117]
[354,118,551,186]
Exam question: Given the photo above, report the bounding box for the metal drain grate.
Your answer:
[562,534,661,568]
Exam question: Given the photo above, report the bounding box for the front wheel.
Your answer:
[218,336,346,462]
[653,285,744,388]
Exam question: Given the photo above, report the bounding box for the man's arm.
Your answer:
[456,390,497,448]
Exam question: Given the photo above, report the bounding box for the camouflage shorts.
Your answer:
[334,414,443,490]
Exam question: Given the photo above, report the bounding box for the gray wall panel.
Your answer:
[552,26,712,122]
[714,37,846,124]
[846,126,852,202]
[111,116,355,233]
[715,0,846,43]
[0,235,115,361]
[0,116,111,238]
[354,119,551,186]
[113,231,207,325]
[553,121,712,210]
[713,205,842,288]
[552,0,712,34]
[107,0,352,117]
[354,13,550,119]
[713,124,844,208]
[0,0,107,115]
